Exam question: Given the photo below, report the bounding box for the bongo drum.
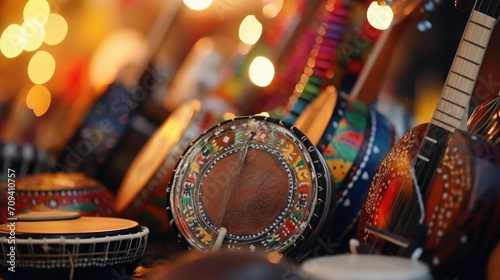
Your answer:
[0,172,115,222]
[0,142,54,183]
[0,213,149,280]
[116,97,236,235]
[166,115,336,262]
[301,254,432,280]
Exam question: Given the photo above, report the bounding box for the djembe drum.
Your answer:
[0,212,149,280]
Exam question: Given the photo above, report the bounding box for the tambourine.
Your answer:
[115,97,235,235]
[0,172,115,222]
[301,254,432,280]
[0,142,54,183]
[166,115,336,262]
[0,212,149,280]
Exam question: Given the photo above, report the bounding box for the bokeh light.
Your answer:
[28,50,56,84]
[0,24,25,58]
[262,0,283,18]
[23,0,50,25]
[20,18,46,51]
[367,1,394,30]
[239,15,263,45]
[44,13,68,45]
[183,0,213,11]
[26,84,52,117]
[249,56,275,87]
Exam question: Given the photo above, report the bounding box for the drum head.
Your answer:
[0,216,139,235]
[115,99,201,213]
[167,115,335,258]
[294,86,337,146]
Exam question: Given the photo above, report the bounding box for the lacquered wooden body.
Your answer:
[357,123,500,276]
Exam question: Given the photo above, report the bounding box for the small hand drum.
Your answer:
[0,172,116,222]
[0,213,149,280]
[167,115,336,261]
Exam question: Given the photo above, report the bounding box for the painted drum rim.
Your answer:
[166,115,336,261]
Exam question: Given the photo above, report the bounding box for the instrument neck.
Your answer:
[429,7,498,133]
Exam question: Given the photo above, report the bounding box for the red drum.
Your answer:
[115,97,236,235]
[0,213,149,280]
[0,172,115,222]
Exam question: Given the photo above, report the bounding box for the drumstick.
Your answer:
[210,120,260,252]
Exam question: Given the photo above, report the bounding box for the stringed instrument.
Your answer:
[356,1,500,278]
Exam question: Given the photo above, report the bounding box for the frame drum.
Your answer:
[0,215,149,280]
[167,115,336,262]
[116,97,236,235]
[0,172,115,222]
[301,254,432,280]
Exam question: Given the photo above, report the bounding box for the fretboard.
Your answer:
[430,10,497,132]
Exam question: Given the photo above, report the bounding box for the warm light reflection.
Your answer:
[249,56,275,87]
[183,0,213,11]
[239,15,262,45]
[266,251,282,264]
[89,29,146,91]
[0,24,25,58]
[28,50,56,84]
[24,0,50,25]
[262,0,283,18]
[44,13,68,45]
[223,112,236,120]
[26,84,51,117]
[367,1,394,30]
[21,19,46,51]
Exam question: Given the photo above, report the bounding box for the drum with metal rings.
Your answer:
[0,212,149,280]
[0,142,54,183]
[0,172,116,222]
[166,115,336,262]
[301,254,432,280]
[115,97,236,235]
